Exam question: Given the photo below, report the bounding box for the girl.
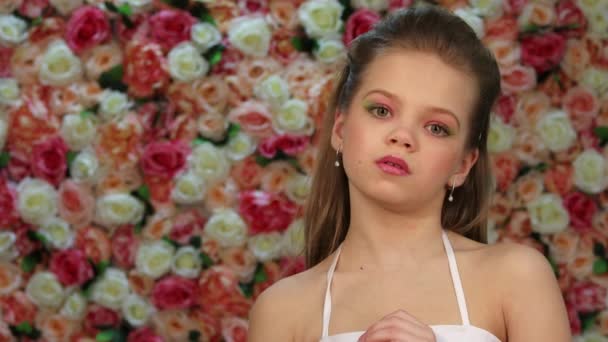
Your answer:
[248,5,571,342]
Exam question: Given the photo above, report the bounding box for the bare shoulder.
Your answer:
[248,259,330,342]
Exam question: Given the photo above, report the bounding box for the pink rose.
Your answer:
[169,209,206,245]
[485,16,519,41]
[6,149,31,182]
[49,248,95,286]
[58,180,94,228]
[83,305,121,336]
[343,9,381,46]
[0,177,19,227]
[221,317,248,342]
[152,275,197,310]
[239,0,269,14]
[123,41,170,98]
[141,140,190,179]
[238,190,298,234]
[128,327,165,342]
[258,135,280,158]
[566,281,607,313]
[0,291,36,326]
[227,101,273,138]
[556,0,587,38]
[0,47,13,77]
[504,0,528,15]
[258,134,310,158]
[562,86,599,132]
[14,222,40,256]
[544,163,574,196]
[197,266,252,317]
[566,300,581,336]
[521,32,566,74]
[563,192,598,233]
[491,152,520,192]
[111,225,139,269]
[500,64,537,94]
[18,0,48,18]
[494,94,516,124]
[65,6,110,53]
[31,136,68,187]
[148,9,196,52]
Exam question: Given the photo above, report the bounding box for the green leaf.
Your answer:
[16,322,33,334]
[80,110,94,120]
[136,185,150,201]
[534,162,548,172]
[104,1,119,12]
[96,329,116,342]
[162,236,180,248]
[188,330,201,342]
[200,12,217,26]
[135,222,144,234]
[117,3,133,16]
[579,311,598,332]
[31,17,43,26]
[199,252,214,268]
[228,123,240,139]
[162,0,188,9]
[254,264,267,283]
[208,49,223,67]
[21,252,41,273]
[189,236,202,248]
[255,155,272,167]
[593,258,608,275]
[239,282,254,298]
[96,260,111,276]
[67,151,78,167]
[192,137,207,146]
[593,242,606,258]
[27,230,49,246]
[0,151,10,168]
[594,126,608,140]
[98,65,127,92]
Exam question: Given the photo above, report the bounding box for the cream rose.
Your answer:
[122,294,155,327]
[535,110,576,152]
[168,42,209,82]
[99,90,132,122]
[0,78,21,106]
[274,98,313,134]
[0,232,17,261]
[61,113,97,151]
[171,246,202,279]
[70,148,99,183]
[204,208,248,248]
[38,217,75,250]
[136,240,175,279]
[189,142,231,184]
[314,38,346,64]
[298,0,344,39]
[281,218,305,257]
[350,0,389,11]
[453,7,485,38]
[580,67,608,96]
[39,40,83,87]
[469,0,503,17]
[228,16,272,57]
[487,115,515,153]
[17,178,58,225]
[0,15,28,46]
[91,268,130,310]
[573,149,608,194]
[60,291,87,320]
[254,74,290,108]
[49,0,83,15]
[95,193,145,228]
[518,3,555,28]
[526,194,569,234]
[191,22,222,53]
[226,132,257,161]
[284,173,311,205]
[25,272,66,309]
[248,232,283,262]
[171,171,207,205]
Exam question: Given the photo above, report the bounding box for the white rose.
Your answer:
[274,98,312,134]
[114,0,153,13]
[573,149,608,194]
[0,78,21,106]
[191,22,222,53]
[0,15,28,46]
[39,40,83,87]
[168,42,209,82]
[171,246,202,279]
[517,3,555,28]
[576,0,605,14]
[122,294,155,327]
[350,0,389,11]
[171,171,207,205]
[573,331,608,342]
[60,292,87,320]
[469,0,503,17]
[17,178,58,225]
[535,110,576,152]
[284,174,311,205]
[314,39,346,64]
[204,208,248,248]
[453,7,485,38]
[38,217,75,250]
[136,240,175,279]
[580,67,608,96]
[95,193,144,228]
[281,219,305,257]
[588,10,608,38]
[248,232,283,262]
[91,268,130,309]
[254,74,290,108]
[26,272,66,309]
[61,113,97,151]
[99,90,132,122]
[189,143,231,184]
[226,132,256,161]
[527,194,569,234]
[228,16,271,57]
[298,0,344,39]
[70,148,99,183]
[0,231,17,261]
[487,115,515,153]
[49,0,83,15]
[0,118,7,150]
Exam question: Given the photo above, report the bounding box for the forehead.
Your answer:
[356,50,477,123]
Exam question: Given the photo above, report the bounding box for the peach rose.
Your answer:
[512,129,549,165]
[142,213,172,241]
[58,180,95,228]
[39,313,78,341]
[562,85,600,132]
[296,146,318,175]
[227,100,274,138]
[547,230,580,265]
[500,64,537,94]
[491,152,520,192]
[269,28,300,65]
[560,39,590,81]
[518,2,555,28]
[593,210,608,239]
[10,42,44,85]
[220,246,258,283]
[189,308,221,342]
[283,55,329,99]
[150,310,196,341]
[513,172,544,205]
[128,270,155,297]
[488,192,513,225]
[597,310,608,336]
[221,316,248,342]
[122,41,169,98]
[486,39,521,68]
[0,261,22,295]
[205,178,239,211]
[206,0,240,34]
[504,210,533,237]
[230,156,264,190]
[513,91,551,128]
[166,76,229,116]
[260,161,299,194]
[96,166,143,196]
[269,0,300,29]
[567,237,594,280]
[484,16,518,41]
[225,74,253,108]
[544,163,574,196]
[197,266,252,318]
[83,42,124,81]
[96,115,143,168]
[74,226,111,264]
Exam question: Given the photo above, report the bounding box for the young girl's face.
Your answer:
[331,49,479,209]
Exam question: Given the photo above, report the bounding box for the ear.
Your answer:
[451,148,479,187]
[330,111,346,150]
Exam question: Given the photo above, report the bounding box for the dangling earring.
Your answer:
[448,178,456,202]
[334,145,342,167]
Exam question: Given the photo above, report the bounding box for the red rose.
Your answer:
[49,248,94,286]
[6,148,32,183]
[31,136,68,187]
[111,225,139,269]
[169,209,206,245]
[148,9,196,52]
[83,305,121,336]
[494,94,516,124]
[276,134,309,156]
[258,135,280,158]
[0,177,19,227]
[238,190,298,234]
[521,32,566,74]
[128,327,165,342]
[141,140,190,179]
[123,41,170,98]
[563,192,598,233]
[151,275,197,310]
[230,156,263,190]
[0,47,12,77]
[556,0,587,38]
[485,16,519,41]
[65,6,110,53]
[566,300,581,336]
[14,222,40,256]
[117,13,149,43]
[18,0,48,18]
[344,9,381,46]
[566,281,607,313]
[0,291,36,326]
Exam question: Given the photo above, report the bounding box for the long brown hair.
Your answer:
[303,5,502,268]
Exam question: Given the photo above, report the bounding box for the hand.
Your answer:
[357,309,437,342]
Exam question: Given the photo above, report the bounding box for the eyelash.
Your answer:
[366,104,451,137]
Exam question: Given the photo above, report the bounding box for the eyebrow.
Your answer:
[363,88,461,129]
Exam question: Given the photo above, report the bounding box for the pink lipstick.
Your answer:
[375,155,410,176]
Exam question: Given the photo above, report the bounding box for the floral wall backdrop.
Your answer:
[0,0,606,340]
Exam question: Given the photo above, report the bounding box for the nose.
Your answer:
[388,128,416,151]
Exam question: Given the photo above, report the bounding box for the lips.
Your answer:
[375,155,410,176]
